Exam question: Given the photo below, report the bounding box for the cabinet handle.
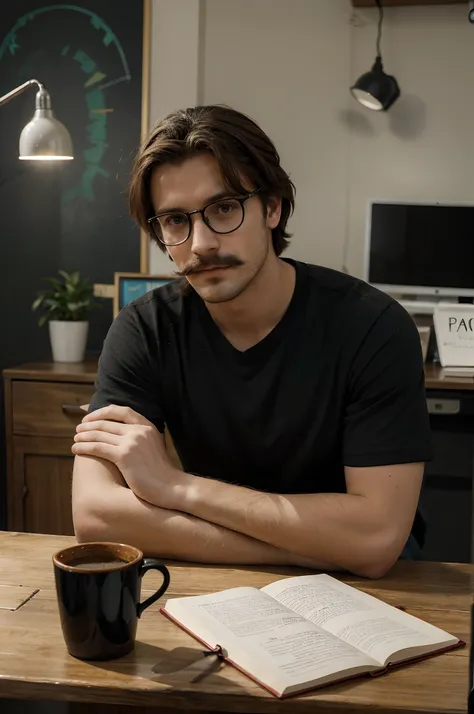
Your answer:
[22,485,29,501]
[61,403,87,416]
[426,398,461,415]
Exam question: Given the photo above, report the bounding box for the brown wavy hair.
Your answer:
[129,105,295,255]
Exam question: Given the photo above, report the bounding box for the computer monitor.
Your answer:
[365,201,474,298]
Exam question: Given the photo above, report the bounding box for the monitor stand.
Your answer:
[396,296,445,316]
[394,295,472,315]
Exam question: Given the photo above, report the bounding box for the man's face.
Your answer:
[149,154,281,304]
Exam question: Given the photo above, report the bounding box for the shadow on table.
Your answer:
[88,640,243,690]
[164,560,310,579]
[2,701,69,714]
[181,560,472,596]
[365,561,471,597]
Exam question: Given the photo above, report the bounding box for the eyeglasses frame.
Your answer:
[147,188,263,246]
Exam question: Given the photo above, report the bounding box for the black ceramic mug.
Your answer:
[53,542,170,660]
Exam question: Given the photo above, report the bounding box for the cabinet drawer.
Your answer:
[11,381,94,437]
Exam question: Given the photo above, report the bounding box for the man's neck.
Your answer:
[205,257,296,352]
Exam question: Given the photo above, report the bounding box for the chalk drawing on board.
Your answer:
[0,4,131,89]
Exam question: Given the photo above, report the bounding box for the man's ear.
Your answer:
[265,196,282,230]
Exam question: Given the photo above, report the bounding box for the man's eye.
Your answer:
[216,201,236,215]
[165,214,186,226]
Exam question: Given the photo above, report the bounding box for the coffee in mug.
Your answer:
[53,542,170,660]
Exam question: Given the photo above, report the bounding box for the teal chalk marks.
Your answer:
[67,53,109,204]
[91,14,114,48]
[73,49,96,75]
[61,79,111,205]
[61,44,70,56]
[0,5,130,88]
[8,37,20,56]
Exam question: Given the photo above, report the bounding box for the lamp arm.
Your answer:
[0,79,44,107]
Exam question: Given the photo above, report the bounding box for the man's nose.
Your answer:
[189,213,220,255]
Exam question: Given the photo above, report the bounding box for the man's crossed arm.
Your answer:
[72,406,423,578]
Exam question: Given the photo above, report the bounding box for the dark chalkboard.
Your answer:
[0,0,149,526]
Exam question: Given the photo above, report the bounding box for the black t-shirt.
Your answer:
[90,259,432,525]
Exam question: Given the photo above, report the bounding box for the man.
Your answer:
[72,105,431,578]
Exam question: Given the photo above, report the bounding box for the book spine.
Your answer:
[159,608,283,698]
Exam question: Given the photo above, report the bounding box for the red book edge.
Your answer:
[369,639,466,678]
[159,607,466,700]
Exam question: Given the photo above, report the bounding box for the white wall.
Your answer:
[148,0,470,279]
[148,0,202,274]
[203,0,351,270]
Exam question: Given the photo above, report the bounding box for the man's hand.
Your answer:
[72,405,181,509]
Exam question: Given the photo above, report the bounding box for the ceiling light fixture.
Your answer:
[350,0,400,112]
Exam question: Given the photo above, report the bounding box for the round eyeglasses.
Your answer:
[147,188,262,246]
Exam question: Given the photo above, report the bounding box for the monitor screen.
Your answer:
[367,202,474,296]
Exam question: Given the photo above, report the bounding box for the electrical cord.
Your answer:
[376,0,384,57]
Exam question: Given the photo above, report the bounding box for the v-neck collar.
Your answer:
[196,259,307,365]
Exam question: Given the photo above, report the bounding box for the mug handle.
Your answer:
[137,559,170,617]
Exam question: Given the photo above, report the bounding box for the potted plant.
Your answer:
[32,270,96,363]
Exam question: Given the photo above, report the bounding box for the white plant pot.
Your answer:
[49,321,89,363]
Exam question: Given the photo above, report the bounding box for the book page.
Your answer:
[262,574,457,666]
[164,585,378,696]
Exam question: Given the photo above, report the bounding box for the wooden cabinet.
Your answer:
[3,361,97,535]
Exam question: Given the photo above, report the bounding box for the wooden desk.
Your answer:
[424,363,474,392]
[0,531,470,714]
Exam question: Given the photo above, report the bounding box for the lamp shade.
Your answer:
[351,56,400,112]
[19,110,73,160]
[18,87,73,160]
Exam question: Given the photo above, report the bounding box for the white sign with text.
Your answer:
[434,303,474,367]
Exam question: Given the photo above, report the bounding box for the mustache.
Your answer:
[174,254,244,277]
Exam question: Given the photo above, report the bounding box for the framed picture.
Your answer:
[114,272,175,317]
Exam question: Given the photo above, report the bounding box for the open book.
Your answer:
[161,573,463,698]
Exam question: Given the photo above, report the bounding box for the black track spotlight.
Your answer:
[469,1,474,24]
[350,0,400,112]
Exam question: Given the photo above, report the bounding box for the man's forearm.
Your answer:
[72,408,420,576]
[172,473,400,577]
[77,486,299,565]
[72,456,299,565]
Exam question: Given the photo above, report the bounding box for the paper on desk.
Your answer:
[0,585,39,611]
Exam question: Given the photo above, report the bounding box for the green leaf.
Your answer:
[45,277,62,290]
[58,270,70,282]
[71,271,80,285]
[32,269,97,321]
[44,298,60,308]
